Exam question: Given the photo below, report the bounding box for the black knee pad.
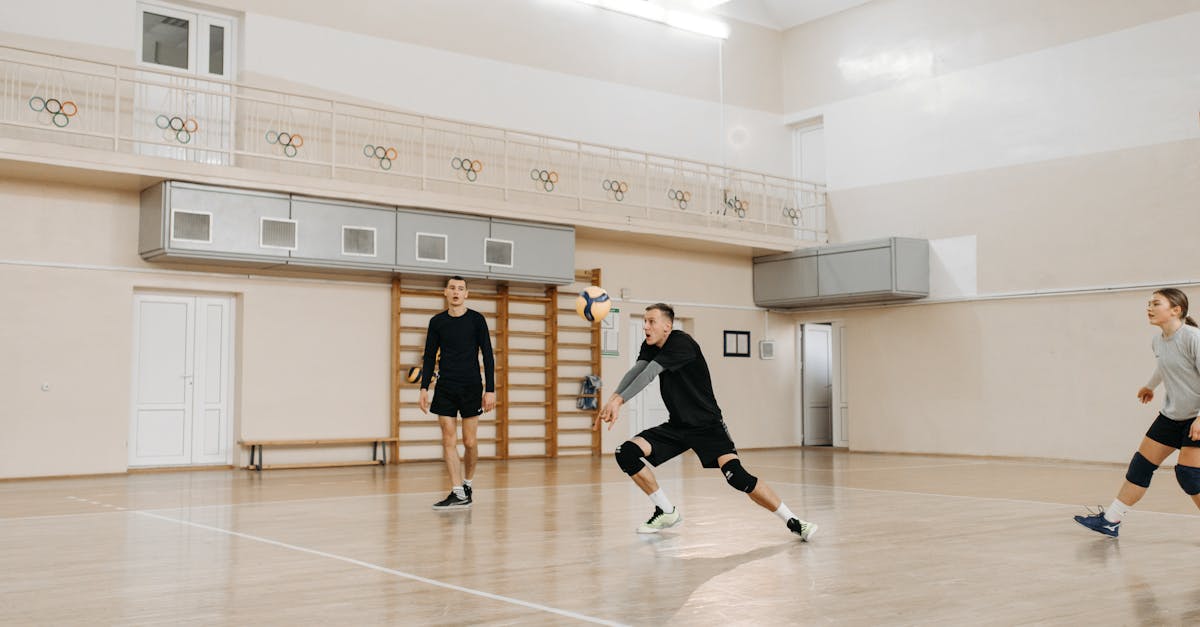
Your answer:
[1125,452,1158,488]
[615,441,645,476]
[720,459,758,493]
[1175,464,1200,495]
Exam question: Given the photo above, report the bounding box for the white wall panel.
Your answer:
[811,11,1200,190]
[242,14,791,176]
[0,0,132,54]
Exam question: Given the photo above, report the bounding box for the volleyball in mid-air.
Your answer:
[575,286,612,323]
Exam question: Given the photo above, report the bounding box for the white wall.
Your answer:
[779,2,1200,463]
[793,10,1200,191]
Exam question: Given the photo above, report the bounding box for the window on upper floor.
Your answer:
[138,2,235,79]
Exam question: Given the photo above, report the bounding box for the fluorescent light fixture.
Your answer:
[573,0,730,39]
[665,10,730,39]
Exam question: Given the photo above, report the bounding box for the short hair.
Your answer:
[446,275,466,287]
[645,303,674,322]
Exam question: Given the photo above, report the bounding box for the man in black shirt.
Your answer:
[420,276,496,510]
[597,303,817,540]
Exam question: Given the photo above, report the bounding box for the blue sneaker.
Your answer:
[1074,507,1120,538]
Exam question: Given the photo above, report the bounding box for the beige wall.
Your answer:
[0,178,803,479]
[812,291,1169,463]
[0,179,393,478]
[575,236,799,454]
[775,1,1200,465]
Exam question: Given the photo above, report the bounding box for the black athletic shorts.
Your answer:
[1145,413,1200,449]
[637,420,738,469]
[430,381,484,418]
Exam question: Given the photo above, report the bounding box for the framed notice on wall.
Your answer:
[723,330,750,357]
[601,307,620,356]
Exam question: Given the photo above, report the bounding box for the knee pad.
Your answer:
[720,459,758,493]
[615,442,645,476]
[1125,452,1158,488]
[1175,464,1200,495]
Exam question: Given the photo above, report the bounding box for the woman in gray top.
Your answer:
[1075,288,1200,537]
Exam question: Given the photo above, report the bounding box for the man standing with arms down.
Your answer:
[596,303,817,540]
[420,276,495,510]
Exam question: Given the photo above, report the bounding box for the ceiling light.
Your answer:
[572,0,730,39]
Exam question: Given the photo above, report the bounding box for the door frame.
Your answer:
[129,290,236,467]
[797,319,846,447]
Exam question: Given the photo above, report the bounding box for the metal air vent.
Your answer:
[260,217,297,250]
[416,232,448,262]
[484,238,514,268]
[170,209,212,243]
[342,226,376,257]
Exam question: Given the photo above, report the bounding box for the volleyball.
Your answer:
[406,365,421,384]
[575,286,612,323]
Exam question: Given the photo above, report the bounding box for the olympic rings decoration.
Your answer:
[530,168,559,192]
[602,179,629,202]
[364,144,398,171]
[451,155,482,182]
[781,206,800,227]
[667,189,692,211]
[28,95,79,128]
[724,194,749,219]
[266,129,303,158]
[155,114,200,144]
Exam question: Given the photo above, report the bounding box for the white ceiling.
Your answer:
[692,0,875,31]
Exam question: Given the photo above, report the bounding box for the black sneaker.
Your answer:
[787,517,818,541]
[1074,507,1119,537]
[463,484,473,500]
[432,491,471,510]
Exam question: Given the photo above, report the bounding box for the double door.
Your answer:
[129,293,233,467]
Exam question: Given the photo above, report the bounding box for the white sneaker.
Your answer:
[637,506,681,534]
[787,517,817,541]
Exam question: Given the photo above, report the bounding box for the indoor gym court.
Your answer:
[4,449,1200,625]
[3,0,1200,625]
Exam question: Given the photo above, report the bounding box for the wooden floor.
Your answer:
[3,448,1200,625]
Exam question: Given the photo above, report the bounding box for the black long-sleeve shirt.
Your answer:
[421,309,495,391]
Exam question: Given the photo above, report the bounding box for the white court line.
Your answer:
[755,461,990,473]
[770,480,1200,520]
[133,510,628,627]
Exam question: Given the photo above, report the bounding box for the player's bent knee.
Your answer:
[720,459,757,493]
[1125,451,1158,488]
[615,441,645,476]
[1174,464,1200,495]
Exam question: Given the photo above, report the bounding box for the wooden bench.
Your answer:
[239,437,400,471]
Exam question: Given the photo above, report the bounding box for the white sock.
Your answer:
[1106,499,1131,523]
[648,489,674,512]
[453,486,466,499]
[463,479,473,488]
[773,503,797,523]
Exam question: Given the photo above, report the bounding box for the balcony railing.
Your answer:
[0,45,826,244]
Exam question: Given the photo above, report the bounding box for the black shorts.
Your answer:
[1145,413,1200,449]
[637,421,738,469]
[430,381,484,418]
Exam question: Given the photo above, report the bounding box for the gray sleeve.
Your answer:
[615,361,664,401]
[613,360,648,395]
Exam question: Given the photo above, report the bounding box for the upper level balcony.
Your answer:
[0,45,826,253]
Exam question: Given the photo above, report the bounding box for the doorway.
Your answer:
[129,292,235,467]
[628,317,668,436]
[135,1,236,165]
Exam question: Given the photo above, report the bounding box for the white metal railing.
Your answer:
[0,45,827,243]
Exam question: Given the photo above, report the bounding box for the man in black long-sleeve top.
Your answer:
[420,276,495,510]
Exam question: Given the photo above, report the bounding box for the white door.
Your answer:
[832,323,849,447]
[801,323,833,446]
[130,293,233,467]
[136,2,235,165]
[628,319,669,436]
